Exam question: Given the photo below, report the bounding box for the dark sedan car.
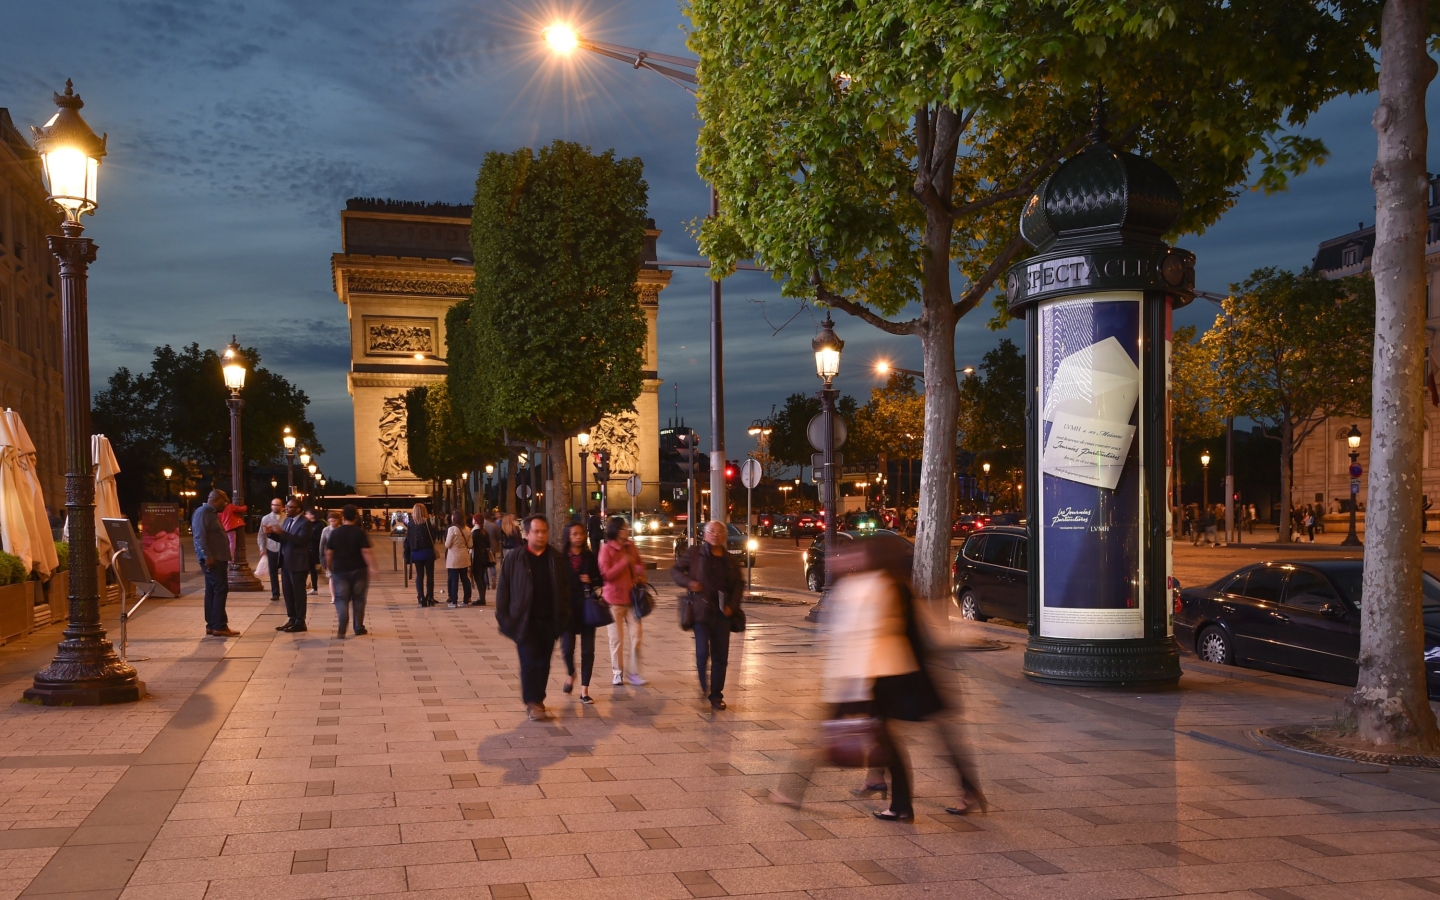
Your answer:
[952,527,1028,623]
[1175,559,1440,695]
[803,529,910,592]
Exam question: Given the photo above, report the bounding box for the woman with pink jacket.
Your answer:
[597,516,646,685]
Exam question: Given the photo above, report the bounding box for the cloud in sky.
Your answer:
[0,2,1431,482]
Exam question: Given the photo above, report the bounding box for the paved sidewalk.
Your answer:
[0,571,1435,899]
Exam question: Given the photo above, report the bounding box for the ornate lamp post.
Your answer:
[982,462,992,514]
[282,428,296,498]
[1003,109,1193,688]
[1200,449,1211,512]
[163,466,173,501]
[222,338,262,591]
[805,314,844,622]
[270,476,278,497]
[576,432,591,523]
[24,82,143,705]
[306,462,317,501]
[484,464,494,511]
[1343,424,1363,547]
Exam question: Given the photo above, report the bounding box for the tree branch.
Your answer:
[816,283,918,336]
[953,234,1028,318]
[950,134,1087,220]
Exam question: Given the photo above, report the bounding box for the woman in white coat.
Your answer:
[443,511,474,606]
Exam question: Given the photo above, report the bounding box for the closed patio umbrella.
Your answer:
[0,410,57,580]
[92,434,122,563]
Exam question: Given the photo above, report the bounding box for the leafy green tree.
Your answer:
[767,391,860,472]
[850,373,924,506]
[92,343,321,518]
[1170,325,1224,507]
[688,0,1375,597]
[448,140,649,519]
[958,339,1026,486]
[1204,269,1374,544]
[406,382,497,487]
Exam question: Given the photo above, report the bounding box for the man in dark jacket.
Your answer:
[263,498,314,632]
[495,515,572,721]
[672,520,745,710]
[192,489,240,638]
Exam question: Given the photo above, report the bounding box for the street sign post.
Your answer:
[740,459,762,592]
[624,474,642,526]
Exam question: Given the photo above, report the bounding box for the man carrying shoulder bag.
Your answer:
[671,520,745,711]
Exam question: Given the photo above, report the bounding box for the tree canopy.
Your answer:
[687,0,1377,597]
[1204,268,1375,540]
[405,382,497,483]
[850,373,925,465]
[767,391,860,471]
[958,339,1026,475]
[92,342,321,517]
[447,139,650,518]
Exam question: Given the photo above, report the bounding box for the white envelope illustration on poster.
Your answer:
[1042,336,1139,490]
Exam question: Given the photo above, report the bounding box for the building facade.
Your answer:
[1288,187,1440,520]
[0,108,65,513]
[332,198,670,512]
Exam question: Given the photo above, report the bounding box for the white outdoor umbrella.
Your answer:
[1,410,57,579]
[0,416,34,576]
[92,434,122,563]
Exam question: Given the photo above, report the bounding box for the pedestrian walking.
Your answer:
[811,536,983,821]
[258,497,285,600]
[598,516,646,686]
[500,514,522,555]
[445,511,474,606]
[495,515,572,721]
[672,520,744,710]
[587,508,604,554]
[326,504,375,638]
[262,498,314,632]
[305,508,323,594]
[319,510,340,599]
[1204,505,1219,546]
[192,489,240,638]
[484,512,504,587]
[1248,503,1257,533]
[405,504,439,607]
[470,514,492,606]
[560,522,601,704]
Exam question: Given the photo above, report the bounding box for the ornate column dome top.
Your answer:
[1019,138,1182,253]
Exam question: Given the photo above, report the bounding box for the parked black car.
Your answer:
[1175,559,1440,696]
[952,527,1028,623]
[803,529,910,592]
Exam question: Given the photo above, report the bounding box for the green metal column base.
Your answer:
[1023,636,1181,688]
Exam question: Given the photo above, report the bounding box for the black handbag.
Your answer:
[581,587,613,628]
[631,582,656,618]
[728,604,747,633]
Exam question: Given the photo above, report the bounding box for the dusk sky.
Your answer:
[1,2,1432,483]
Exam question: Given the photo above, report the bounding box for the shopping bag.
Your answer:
[253,553,270,579]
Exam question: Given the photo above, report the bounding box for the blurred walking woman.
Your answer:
[444,511,473,606]
[500,514,522,554]
[404,504,439,607]
[824,538,984,821]
[561,522,602,703]
[598,516,646,685]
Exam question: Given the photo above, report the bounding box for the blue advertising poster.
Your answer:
[1037,292,1145,639]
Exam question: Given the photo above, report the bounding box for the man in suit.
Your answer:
[192,489,241,638]
[263,498,313,632]
[258,497,286,600]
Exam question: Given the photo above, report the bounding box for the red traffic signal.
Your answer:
[724,463,736,481]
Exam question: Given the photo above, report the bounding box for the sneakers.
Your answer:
[612,674,623,686]
[447,601,458,608]
[626,674,647,686]
[308,588,318,595]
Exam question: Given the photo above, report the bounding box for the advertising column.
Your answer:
[1004,127,1192,687]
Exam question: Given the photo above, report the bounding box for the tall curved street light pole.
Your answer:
[222,338,262,591]
[542,24,730,522]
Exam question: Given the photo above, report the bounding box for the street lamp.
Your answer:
[221,337,261,591]
[24,82,142,705]
[576,431,591,524]
[1343,424,1363,547]
[807,314,844,622]
[270,477,278,496]
[163,466,173,502]
[483,464,494,511]
[282,427,296,498]
[982,462,992,514]
[299,449,310,468]
[542,24,730,524]
[1200,449,1211,512]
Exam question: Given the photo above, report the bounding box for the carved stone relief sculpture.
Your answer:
[378,395,411,476]
[366,317,436,355]
[590,409,640,474]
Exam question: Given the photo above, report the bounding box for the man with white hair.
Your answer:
[672,520,744,710]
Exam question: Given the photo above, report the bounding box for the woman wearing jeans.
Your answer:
[598,516,646,685]
[444,511,473,606]
[560,522,601,703]
[405,504,438,607]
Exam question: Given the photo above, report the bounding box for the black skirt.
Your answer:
[871,669,944,722]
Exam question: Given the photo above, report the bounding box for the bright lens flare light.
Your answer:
[543,23,579,53]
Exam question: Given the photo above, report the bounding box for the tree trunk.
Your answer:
[544,435,572,527]
[913,319,959,601]
[1349,0,1440,751]
[1277,417,1293,544]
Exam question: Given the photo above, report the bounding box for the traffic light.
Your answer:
[594,449,611,483]
[725,462,737,483]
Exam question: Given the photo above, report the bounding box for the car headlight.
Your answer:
[747,538,758,551]
[635,521,645,533]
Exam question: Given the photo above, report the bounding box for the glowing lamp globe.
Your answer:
[1347,425,1362,450]
[812,315,844,383]
[543,24,579,54]
[222,336,246,392]
[32,81,105,223]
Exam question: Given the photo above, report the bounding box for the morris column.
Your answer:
[1004,125,1194,687]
